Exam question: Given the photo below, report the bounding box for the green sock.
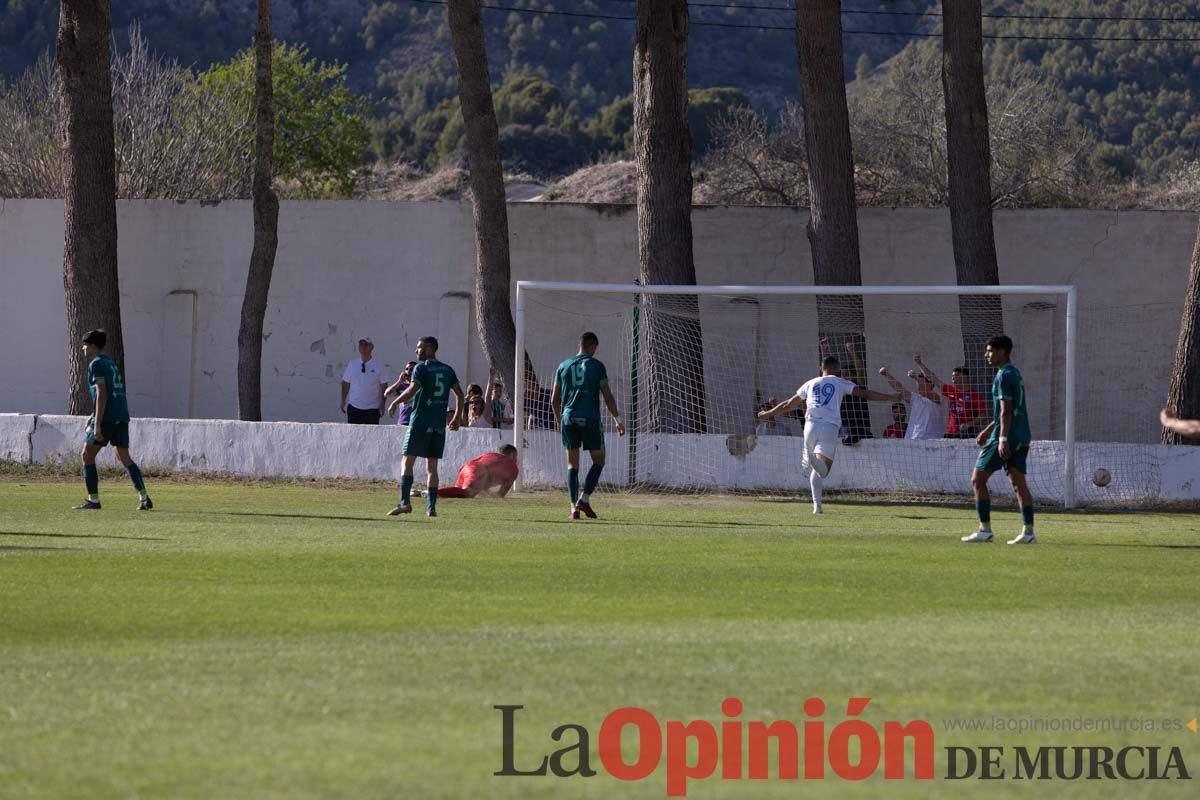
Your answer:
[583,463,604,498]
[401,475,414,505]
[84,464,98,497]
[126,463,146,496]
[567,469,579,504]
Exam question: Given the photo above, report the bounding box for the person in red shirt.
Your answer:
[942,366,987,439]
[437,445,520,498]
[883,402,907,439]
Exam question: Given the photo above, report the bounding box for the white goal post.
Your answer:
[513,282,1078,508]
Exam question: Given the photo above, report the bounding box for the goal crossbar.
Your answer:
[513,282,1078,507]
[516,281,1076,296]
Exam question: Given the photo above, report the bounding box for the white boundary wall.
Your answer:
[0,201,1194,444]
[4,414,1200,503]
[3,413,503,481]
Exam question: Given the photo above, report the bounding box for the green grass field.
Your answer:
[2,475,1198,799]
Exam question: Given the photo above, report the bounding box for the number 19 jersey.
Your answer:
[797,375,857,427]
[555,353,607,422]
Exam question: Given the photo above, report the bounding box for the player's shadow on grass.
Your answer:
[757,497,972,510]
[196,511,395,524]
[1056,541,1200,550]
[530,518,800,529]
[0,544,82,551]
[0,530,166,542]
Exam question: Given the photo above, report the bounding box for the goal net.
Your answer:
[513,283,1165,508]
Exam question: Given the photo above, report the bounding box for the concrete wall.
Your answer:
[2,413,1195,506]
[12,413,505,482]
[0,201,1192,443]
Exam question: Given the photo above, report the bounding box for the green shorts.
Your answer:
[87,420,130,449]
[975,440,1029,475]
[562,417,605,452]
[402,426,446,459]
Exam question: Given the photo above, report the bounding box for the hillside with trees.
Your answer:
[1,0,1196,196]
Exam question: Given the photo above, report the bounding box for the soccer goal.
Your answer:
[512,282,1160,508]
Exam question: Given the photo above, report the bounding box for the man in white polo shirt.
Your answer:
[340,337,387,424]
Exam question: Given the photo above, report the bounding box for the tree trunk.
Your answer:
[942,0,1004,386]
[236,0,279,421]
[1163,218,1200,444]
[795,0,869,438]
[446,0,521,395]
[58,0,122,413]
[635,0,706,433]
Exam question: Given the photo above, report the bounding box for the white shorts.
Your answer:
[804,421,840,461]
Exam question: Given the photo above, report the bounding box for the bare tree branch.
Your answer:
[0,26,253,199]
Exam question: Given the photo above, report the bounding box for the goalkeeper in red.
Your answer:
[962,335,1036,544]
[438,445,520,499]
[551,332,625,520]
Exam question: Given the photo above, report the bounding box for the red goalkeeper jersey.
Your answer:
[457,451,519,490]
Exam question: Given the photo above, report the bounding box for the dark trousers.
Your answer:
[347,405,381,425]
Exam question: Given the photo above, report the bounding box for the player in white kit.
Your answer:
[757,355,901,514]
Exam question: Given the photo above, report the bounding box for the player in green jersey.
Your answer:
[962,335,1036,544]
[73,330,152,511]
[387,336,465,518]
[551,332,625,520]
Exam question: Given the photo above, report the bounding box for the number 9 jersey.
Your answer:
[796,375,857,427]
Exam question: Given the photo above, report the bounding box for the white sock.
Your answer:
[810,470,824,507]
[812,458,830,478]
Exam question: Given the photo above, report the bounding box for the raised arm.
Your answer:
[844,341,865,381]
[912,354,941,387]
[449,384,466,430]
[599,382,626,435]
[1161,409,1200,437]
[911,356,942,403]
[758,394,804,420]
[877,367,911,402]
[853,386,902,402]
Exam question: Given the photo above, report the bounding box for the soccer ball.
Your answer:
[1092,468,1112,488]
[726,433,758,457]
